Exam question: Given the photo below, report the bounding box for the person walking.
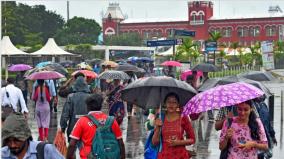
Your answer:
[15,71,28,105]
[58,72,86,98]
[32,79,51,141]
[1,113,64,159]
[66,94,125,159]
[1,77,29,122]
[60,76,91,142]
[219,100,268,159]
[152,92,195,159]
[107,79,125,125]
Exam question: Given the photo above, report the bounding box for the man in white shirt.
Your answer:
[1,77,29,121]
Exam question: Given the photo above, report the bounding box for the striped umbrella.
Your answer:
[98,70,130,80]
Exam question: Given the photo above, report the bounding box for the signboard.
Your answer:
[147,39,183,47]
[174,29,196,37]
[205,41,217,51]
[261,41,274,70]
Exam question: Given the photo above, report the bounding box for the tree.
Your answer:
[248,42,261,67]
[2,2,64,46]
[55,16,101,45]
[219,50,226,68]
[208,31,222,65]
[104,32,143,46]
[176,38,200,65]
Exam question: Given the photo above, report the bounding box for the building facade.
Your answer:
[102,1,284,47]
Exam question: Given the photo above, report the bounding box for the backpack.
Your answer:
[36,142,47,159]
[86,115,120,159]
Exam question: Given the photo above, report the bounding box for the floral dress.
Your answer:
[220,117,267,159]
[158,116,195,159]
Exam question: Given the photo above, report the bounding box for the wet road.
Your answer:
[27,81,284,159]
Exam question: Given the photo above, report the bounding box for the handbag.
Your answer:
[1,87,15,121]
[144,130,160,159]
[144,113,165,159]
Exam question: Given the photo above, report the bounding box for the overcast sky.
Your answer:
[18,0,284,25]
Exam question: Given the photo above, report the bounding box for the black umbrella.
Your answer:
[239,71,276,81]
[121,76,197,110]
[115,64,142,72]
[191,63,219,72]
[45,63,68,76]
[198,75,272,97]
[98,70,130,80]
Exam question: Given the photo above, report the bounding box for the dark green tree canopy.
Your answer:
[55,16,101,45]
[2,1,64,45]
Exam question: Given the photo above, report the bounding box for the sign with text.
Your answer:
[261,41,274,70]
[205,41,217,51]
[174,29,196,37]
[147,39,183,47]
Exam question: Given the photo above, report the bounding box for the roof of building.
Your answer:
[103,3,125,20]
[209,12,284,21]
[121,17,188,24]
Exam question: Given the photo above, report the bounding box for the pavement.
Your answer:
[26,81,284,159]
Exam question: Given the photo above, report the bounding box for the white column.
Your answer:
[105,46,110,61]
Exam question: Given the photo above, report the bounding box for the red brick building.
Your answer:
[102,1,284,47]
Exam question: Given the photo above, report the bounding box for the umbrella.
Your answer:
[161,61,182,67]
[198,76,272,96]
[239,71,276,81]
[26,71,65,80]
[36,61,52,68]
[77,62,93,70]
[183,82,264,115]
[101,61,118,68]
[127,56,139,62]
[72,70,98,79]
[121,76,197,110]
[86,58,102,66]
[98,70,130,80]
[180,70,203,81]
[115,64,141,72]
[8,64,32,72]
[59,60,75,68]
[137,57,153,63]
[45,63,68,76]
[191,63,219,72]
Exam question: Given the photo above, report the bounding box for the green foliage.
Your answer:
[104,32,142,46]
[208,31,222,42]
[55,17,101,45]
[175,38,200,63]
[2,2,64,46]
[65,44,104,60]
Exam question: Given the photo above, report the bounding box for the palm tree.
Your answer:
[230,42,239,56]
[248,42,261,67]
[208,31,222,65]
[190,45,201,66]
[176,38,197,62]
[219,50,226,68]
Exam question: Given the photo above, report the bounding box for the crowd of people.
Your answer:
[1,60,278,159]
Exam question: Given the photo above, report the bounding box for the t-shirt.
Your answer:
[70,111,122,159]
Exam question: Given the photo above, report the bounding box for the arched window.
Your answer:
[250,26,260,37]
[243,27,249,37]
[237,27,243,37]
[192,13,196,21]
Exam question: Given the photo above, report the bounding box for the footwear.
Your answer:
[54,107,57,112]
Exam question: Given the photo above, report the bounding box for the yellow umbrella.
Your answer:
[101,60,118,68]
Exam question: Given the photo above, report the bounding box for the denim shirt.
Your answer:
[1,141,64,159]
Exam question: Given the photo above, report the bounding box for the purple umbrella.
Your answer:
[8,64,32,72]
[183,82,264,115]
[26,71,64,80]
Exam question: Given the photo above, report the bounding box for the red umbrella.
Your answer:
[161,61,182,67]
[26,71,64,80]
[72,70,97,79]
[180,70,203,81]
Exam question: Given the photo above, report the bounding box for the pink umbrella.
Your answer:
[182,82,264,115]
[26,71,65,80]
[8,64,32,72]
[161,61,182,67]
[180,70,203,81]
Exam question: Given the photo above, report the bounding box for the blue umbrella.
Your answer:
[137,57,153,62]
[36,61,52,68]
